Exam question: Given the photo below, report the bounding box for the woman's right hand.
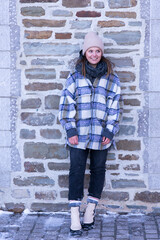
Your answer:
[68,135,78,145]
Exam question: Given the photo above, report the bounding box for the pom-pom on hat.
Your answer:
[82,31,104,55]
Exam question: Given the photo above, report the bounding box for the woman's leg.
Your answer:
[68,147,89,235]
[69,147,89,201]
[82,149,108,229]
[88,149,108,199]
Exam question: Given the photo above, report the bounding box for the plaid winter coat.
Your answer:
[59,71,122,150]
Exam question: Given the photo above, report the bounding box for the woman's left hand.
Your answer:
[102,137,110,145]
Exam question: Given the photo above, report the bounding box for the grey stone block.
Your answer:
[148,138,160,163]
[0,26,10,50]
[149,92,160,108]
[104,31,141,45]
[0,51,10,68]
[13,176,55,186]
[0,171,11,187]
[52,9,73,16]
[149,174,160,190]
[111,179,146,189]
[0,69,10,96]
[21,112,55,126]
[151,0,160,19]
[31,58,64,66]
[25,68,56,79]
[150,20,160,57]
[0,148,11,171]
[149,58,160,91]
[23,42,80,56]
[70,20,92,29]
[0,131,11,147]
[24,142,68,159]
[11,189,30,199]
[20,129,36,139]
[0,98,10,130]
[149,109,160,137]
[0,0,9,24]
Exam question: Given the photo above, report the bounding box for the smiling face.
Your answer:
[85,47,102,67]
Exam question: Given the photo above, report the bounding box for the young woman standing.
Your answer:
[59,31,122,236]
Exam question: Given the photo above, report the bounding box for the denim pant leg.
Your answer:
[88,149,108,199]
[68,147,89,201]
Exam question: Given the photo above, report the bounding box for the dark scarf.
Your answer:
[76,52,108,84]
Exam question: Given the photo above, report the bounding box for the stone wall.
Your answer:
[0,0,160,213]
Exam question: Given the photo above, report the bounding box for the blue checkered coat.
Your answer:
[59,71,122,150]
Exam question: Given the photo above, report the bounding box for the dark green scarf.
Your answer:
[76,52,108,84]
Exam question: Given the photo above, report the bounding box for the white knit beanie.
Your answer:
[82,31,104,55]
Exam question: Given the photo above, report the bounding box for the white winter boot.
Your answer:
[70,206,82,236]
[82,202,96,230]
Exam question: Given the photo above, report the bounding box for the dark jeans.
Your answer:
[68,147,108,201]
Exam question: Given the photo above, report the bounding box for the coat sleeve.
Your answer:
[102,76,123,140]
[58,73,78,138]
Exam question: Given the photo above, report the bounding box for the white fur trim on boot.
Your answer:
[70,207,81,231]
[83,202,96,224]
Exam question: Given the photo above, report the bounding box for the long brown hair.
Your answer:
[76,53,114,78]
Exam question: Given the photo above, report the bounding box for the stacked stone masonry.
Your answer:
[0,0,160,214]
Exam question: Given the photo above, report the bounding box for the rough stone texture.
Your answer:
[25,30,52,39]
[52,10,73,17]
[112,179,146,189]
[20,0,58,2]
[40,129,62,139]
[13,176,55,186]
[118,125,135,136]
[20,129,36,139]
[106,164,119,170]
[5,203,25,213]
[23,42,80,56]
[104,31,141,45]
[31,58,64,66]
[21,7,45,16]
[24,142,68,159]
[94,2,104,8]
[106,11,136,18]
[48,162,70,171]
[109,57,134,68]
[102,191,129,201]
[55,33,72,39]
[21,98,41,109]
[118,154,139,160]
[35,191,57,200]
[124,164,140,171]
[76,11,101,17]
[23,19,66,28]
[31,203,68,212]
[45,95,60,109]
[98,20,125,27]
[116,71,135,82]
[134,191,160,203]
[62,0,91,8]
[21,112,55,126]
[108,0,137,8]
[70,20,92,29]
[11,189,30,199]
[24,162,45,172]
[25,82,63,91]
[124,98,141,106]
[117,140,141,151]
[25,68,56,79]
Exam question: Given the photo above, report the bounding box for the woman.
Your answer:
[59,31,122,236]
